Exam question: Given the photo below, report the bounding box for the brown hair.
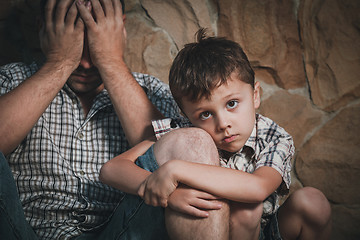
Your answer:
[169,28,254,108]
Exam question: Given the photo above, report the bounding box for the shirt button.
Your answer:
[80,170,85,175]
[78,132,84,139]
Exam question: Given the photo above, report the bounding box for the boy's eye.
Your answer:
[200,111,212,120]
[227,100,238,109]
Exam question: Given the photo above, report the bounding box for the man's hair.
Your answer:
[169,28,254,108]
[40,0,125,19]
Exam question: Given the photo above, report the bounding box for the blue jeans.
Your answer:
[0,152,38,240]
[0,147,168,240]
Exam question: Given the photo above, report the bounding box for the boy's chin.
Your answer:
[219,146,242,157]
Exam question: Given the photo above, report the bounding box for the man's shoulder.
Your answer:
[132,72,159,83]
[0,61,38,78]
[131,72,168,88]
[0,62,38,92]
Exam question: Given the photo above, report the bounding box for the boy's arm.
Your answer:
[141,123,294,205]
[100,140,223,215]
[143,160,282,204]
[99,140,154,195]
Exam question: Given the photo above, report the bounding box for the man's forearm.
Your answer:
[76,0,164,146]
[100,61,164,146]
[0,62,72,154]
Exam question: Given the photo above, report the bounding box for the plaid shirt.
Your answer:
[153,114,295,224]
[0,62,180,240]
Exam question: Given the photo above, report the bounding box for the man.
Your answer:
[0,0,181,239]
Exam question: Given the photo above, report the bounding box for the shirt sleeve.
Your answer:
[255,116,295,190]
[0,65,15,95]
[132,72,181,119]
[0,62,38,96]
[152,117,192,140]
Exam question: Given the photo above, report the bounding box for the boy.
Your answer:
[100,29,332,239]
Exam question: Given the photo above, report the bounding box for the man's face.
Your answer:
[67,1,103,95]
[67,37,103,95]
[182,73,261,153]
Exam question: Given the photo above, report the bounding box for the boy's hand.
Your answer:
[137,162,178,208]
[168,185,223,218]
[40,0,84,73]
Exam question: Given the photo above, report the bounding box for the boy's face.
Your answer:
[182,72,260,153]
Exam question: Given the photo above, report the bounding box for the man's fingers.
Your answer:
[76,0,96,28]
[112,0,123,18]
[90,0,105,22]
[75,15,85,32]
[54,0,73,26]
[65,2,79,27]
[100,0,115,18]
[44,0,56,30]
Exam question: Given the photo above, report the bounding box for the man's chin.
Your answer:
[67,78,103,94]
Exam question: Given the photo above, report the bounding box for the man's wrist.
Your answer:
[44,57,78,75]
[40,60,74,84]
[98,59,132,88]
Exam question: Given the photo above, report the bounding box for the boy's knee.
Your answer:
[230,202,263,231]
[289,187,331,226]
[154,127,219,166]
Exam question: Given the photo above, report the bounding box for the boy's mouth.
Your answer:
[223,135,238,143]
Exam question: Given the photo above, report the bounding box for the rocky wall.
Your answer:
[0,0,359,239]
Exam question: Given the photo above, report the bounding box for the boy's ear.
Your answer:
[253,82,261,109]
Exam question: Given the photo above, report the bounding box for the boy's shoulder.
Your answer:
[255,113,292,143]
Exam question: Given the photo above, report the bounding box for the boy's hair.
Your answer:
[40,0,125,20]
[169,28,254,108]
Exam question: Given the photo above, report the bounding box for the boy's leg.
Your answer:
[153,128,230,240]
[0,152,38,240]
[230,202,263,240]
[277,187,332,240]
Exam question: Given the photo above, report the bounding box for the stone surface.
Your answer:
[299,0,360,111]
[258,90,324,148]
[295,103,360,205]
[140,0,216,49]
[217,0,306,89]
[331,204,360,240]
[0,0,359,238]
[124,12,177,83]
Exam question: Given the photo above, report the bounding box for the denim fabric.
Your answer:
[92,146,169,240]
[0,152,38,240]
[0,146,168,240]
[259,211,282,240]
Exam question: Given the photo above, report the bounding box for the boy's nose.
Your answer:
[217,115,231,131]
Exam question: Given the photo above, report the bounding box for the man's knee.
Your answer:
[153,127,219,166]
